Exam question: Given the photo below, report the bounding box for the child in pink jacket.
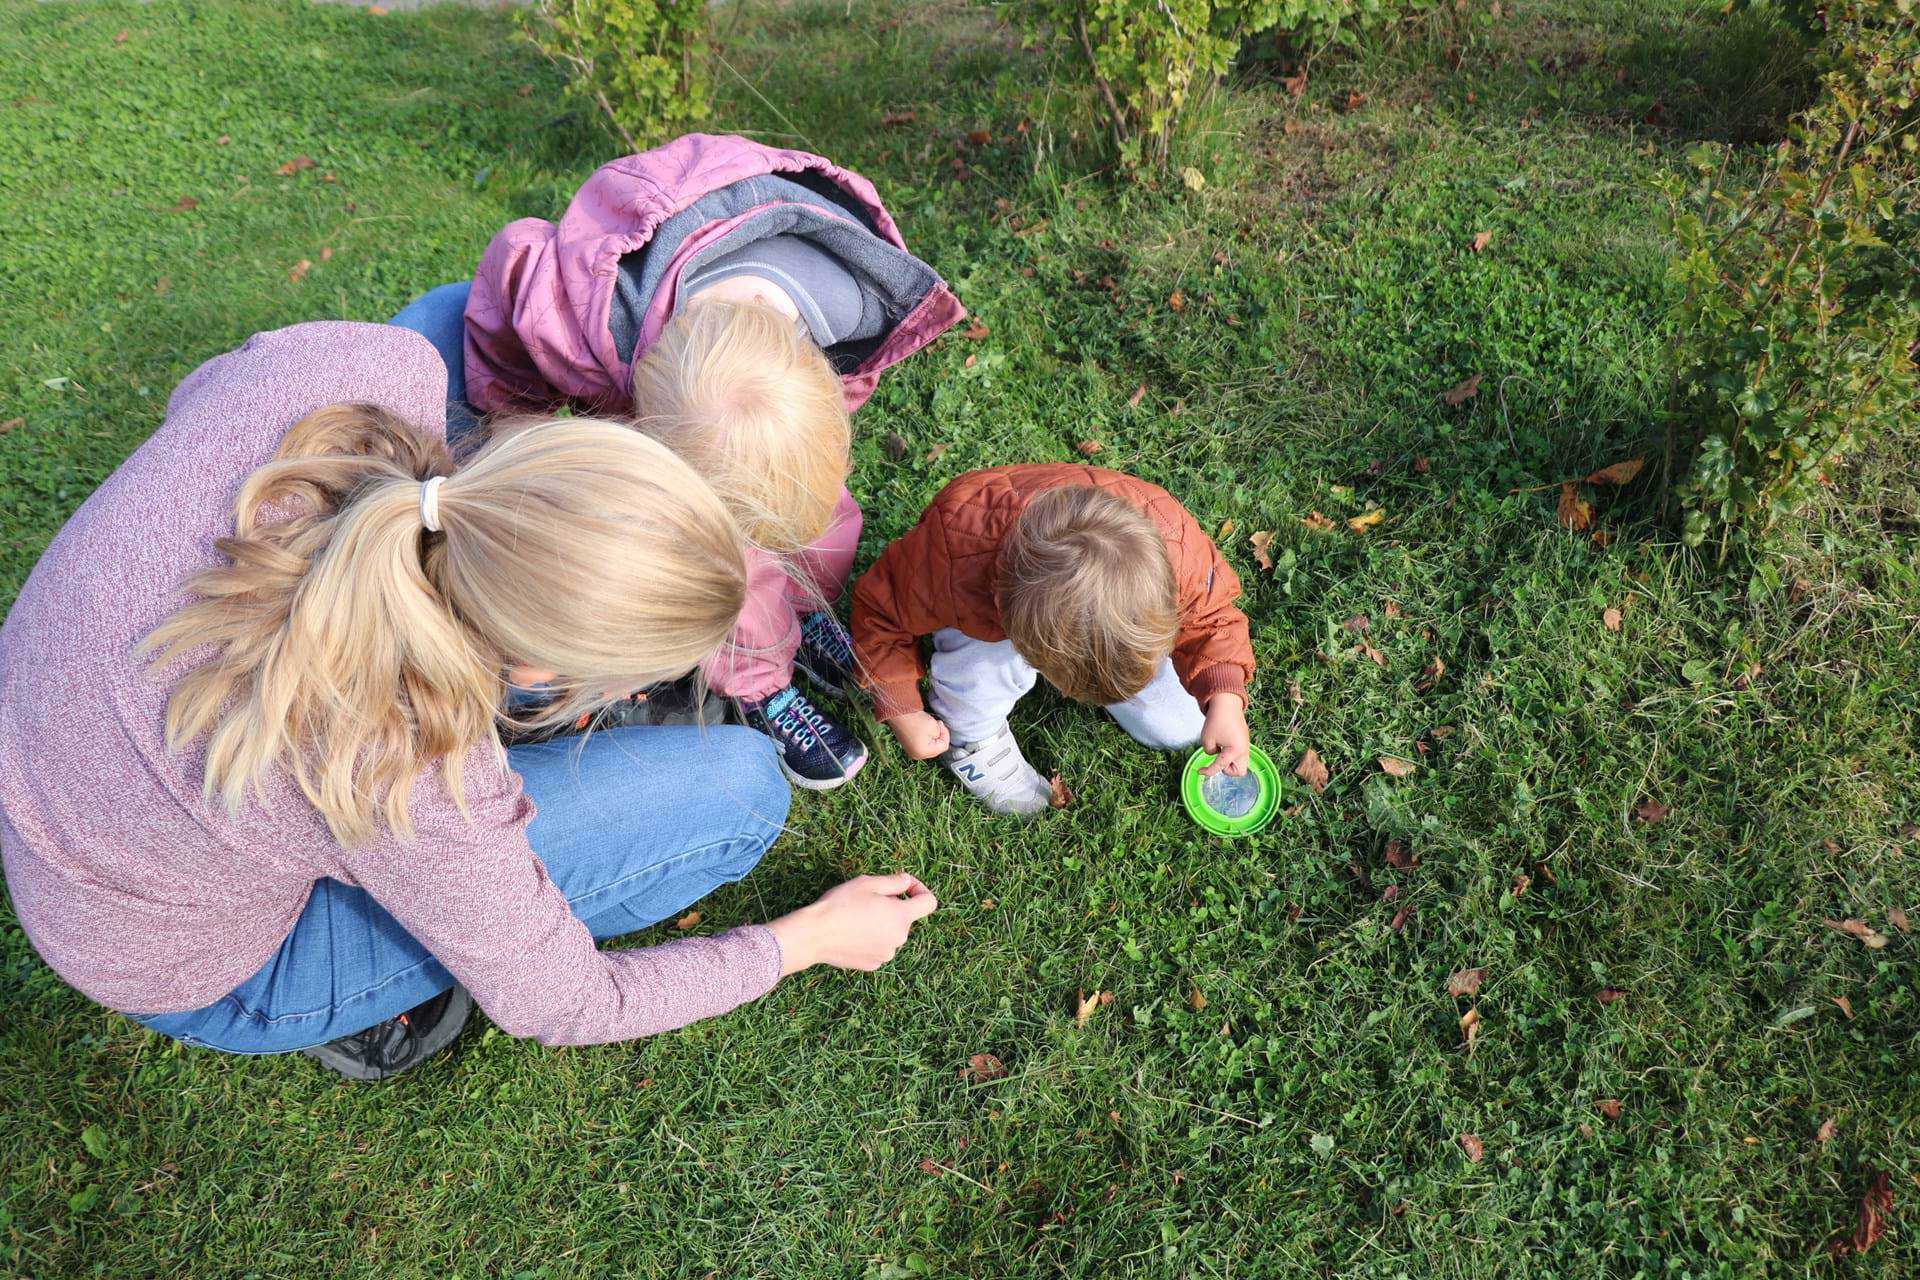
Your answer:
[455,134,965,789]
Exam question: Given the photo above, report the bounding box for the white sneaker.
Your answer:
[940,723,1052,816]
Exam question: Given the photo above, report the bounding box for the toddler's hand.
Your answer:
[1200,693,1252,777]
[888,711,952,761]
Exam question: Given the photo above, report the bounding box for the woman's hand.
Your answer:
[769,873,939,976]
[1199,692,1252,777]
[886,711,952,761]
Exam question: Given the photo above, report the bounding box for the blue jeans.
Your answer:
[389,281,479,443]
[135,725,791,1053]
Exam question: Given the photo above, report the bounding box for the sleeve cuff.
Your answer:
[1184,665,1248,708]
[720,924,784,1001]
[869,680,926,721]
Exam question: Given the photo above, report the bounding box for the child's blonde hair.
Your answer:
[631,298,851,553]
[143,405,747,845]
[998,485,1179,705]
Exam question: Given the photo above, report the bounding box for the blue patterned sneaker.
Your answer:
[741,685,868,790]
[795,609,860,697]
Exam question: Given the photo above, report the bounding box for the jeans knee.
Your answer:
[704,723,793,842]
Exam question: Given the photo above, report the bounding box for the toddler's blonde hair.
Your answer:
[631,298,851,553]
[998,485,1179,706]
[143,405,747,845]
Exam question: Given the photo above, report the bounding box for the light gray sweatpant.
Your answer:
[926,628,1207,750]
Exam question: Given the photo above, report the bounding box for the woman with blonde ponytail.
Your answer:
[0,323,937,1081]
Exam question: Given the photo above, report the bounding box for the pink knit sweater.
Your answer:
[0,323,781,1045]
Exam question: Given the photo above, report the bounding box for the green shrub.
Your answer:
[520,0,711,152]
[1022,0,1421,168]
[1661,0,1918,557]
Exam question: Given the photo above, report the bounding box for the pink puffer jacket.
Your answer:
[463,134,965,416]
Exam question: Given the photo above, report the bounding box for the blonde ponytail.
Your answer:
[144,405,747,845]
[631,298,851,553]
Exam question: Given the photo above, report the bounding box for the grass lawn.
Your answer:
[3,0,1917,1274]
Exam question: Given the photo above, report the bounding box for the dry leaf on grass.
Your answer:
[880,109,918,127]
[1075,439,1103,456]
[1167,290,1186,312]
[1075,989,1107,1027]
[966,129,992,146]
[1358,640,1387,668]
[1888,906,1910,933]
[1301,510,1337,532]
[1460,1006,1481,1051]
[1448,968,1486,998]
[1282,71,1308,98]
[1347,508,1386,533]
[288,259,311,284]
[961,319,990,340]
[1459,1133,1484,1163]
[1512,872,1532,896]
[276,154,315,177]
[924,442,950,463]
[1635,799,1670,825]
[1557,483,1594,532]
[919,1158,945,1176]
[1596,987,1626,1005]
[1416,656,1446,692]
[1189,987,1208,1012]
[1470,230,1493,253]
[1343,613,1371,634]
[1586,457,1645,486]
[1597,1099,1623,1120]
[1295,748,1330,794]
[963,1053,1008,1083]
[1385,839,1417,870]
[1817,1117,1838,1144]
[1390,904,1413,933]
[1828,1172,1892,1257]
[1603,606,1623,632]
[1249,530,1276,571]
[0,418,24,435]
[1049,772,1074,809]
[1823,918,1890,949]
[1441,373,1483,407]
[1378,756,1417,778]
[170,195,199,213]
[1127,383,1147,409]
[113,28,130,43]
[674,910,701,930]
[882,432,910,462]
[1832,995,1855,1020]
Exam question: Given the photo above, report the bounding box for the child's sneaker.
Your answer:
[939,723,1051,816]
[741,685,868,790]
[795,610,859,696]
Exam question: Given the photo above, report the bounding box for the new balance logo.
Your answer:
[956,763,985,783]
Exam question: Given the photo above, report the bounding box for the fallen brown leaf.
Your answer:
[1557,482,1594,532]
[1358,641,1387,668]
[1189,987,1208,1013]
[1469,230,1493,253]
[1459,1133,1484,1162]
[961,319,989,340]
[1343,613,1371,634]
[288,259,311,284]
[1460,1006,1481,1051]
[1817,1117,1838,1143]
[1378,756,1416,778]
[1414,455,1431,474]
[1602,606,1623,632]
[1828,1172,1892,1257]
[1168,289,1185,313]
[1597,1098,1623,1120]
[1586,457,1645,486]
[963,354,976,369]
[1301,510,1337,532]
[881,109,918,127]
[1888,906,1910,933]
[1823,918,1890,949]
[113,29,130,43]
[1127,383,1146,409]
[1249,530,1276,571]
[1832,995,1855,1020]
[1390,904,1413,933]
[1295,748,1329,794]
[674,910,701,930]
[368,3,390,13]
[1075,439,1103,457]
[924,442,950,463]
[1381,884,1400,904]
[1282,70,1308,98]
[1416,656,1445,692]
[966,129,992,146]
[170,195,199,213]
[276,154,315,177]
[1347,508,1386,533]
[1386,839,1417,870]
[1441,373,1483,407]
[1075,989,1100,1027]
[882,432,910,462]
[1635,799,1669,825]
[1448,968,1486,999]
[1383,600,1402,619]
[1512,872,1532,896]
[1343,90,1368,111]
[1596,987,1625,1005]
[963,1052,1008,1083]
[919,1158,945,1176]
[0,418,23,435]
[1049,772,1074,809]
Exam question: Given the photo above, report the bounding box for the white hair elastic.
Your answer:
[419,475,447,533]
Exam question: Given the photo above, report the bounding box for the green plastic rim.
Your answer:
[1181,745,1282,837]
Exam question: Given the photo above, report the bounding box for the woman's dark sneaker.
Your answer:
[502,676,722,746]
[300,986,473,1082]
[795,610,860,697]
[741,685,868,790]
